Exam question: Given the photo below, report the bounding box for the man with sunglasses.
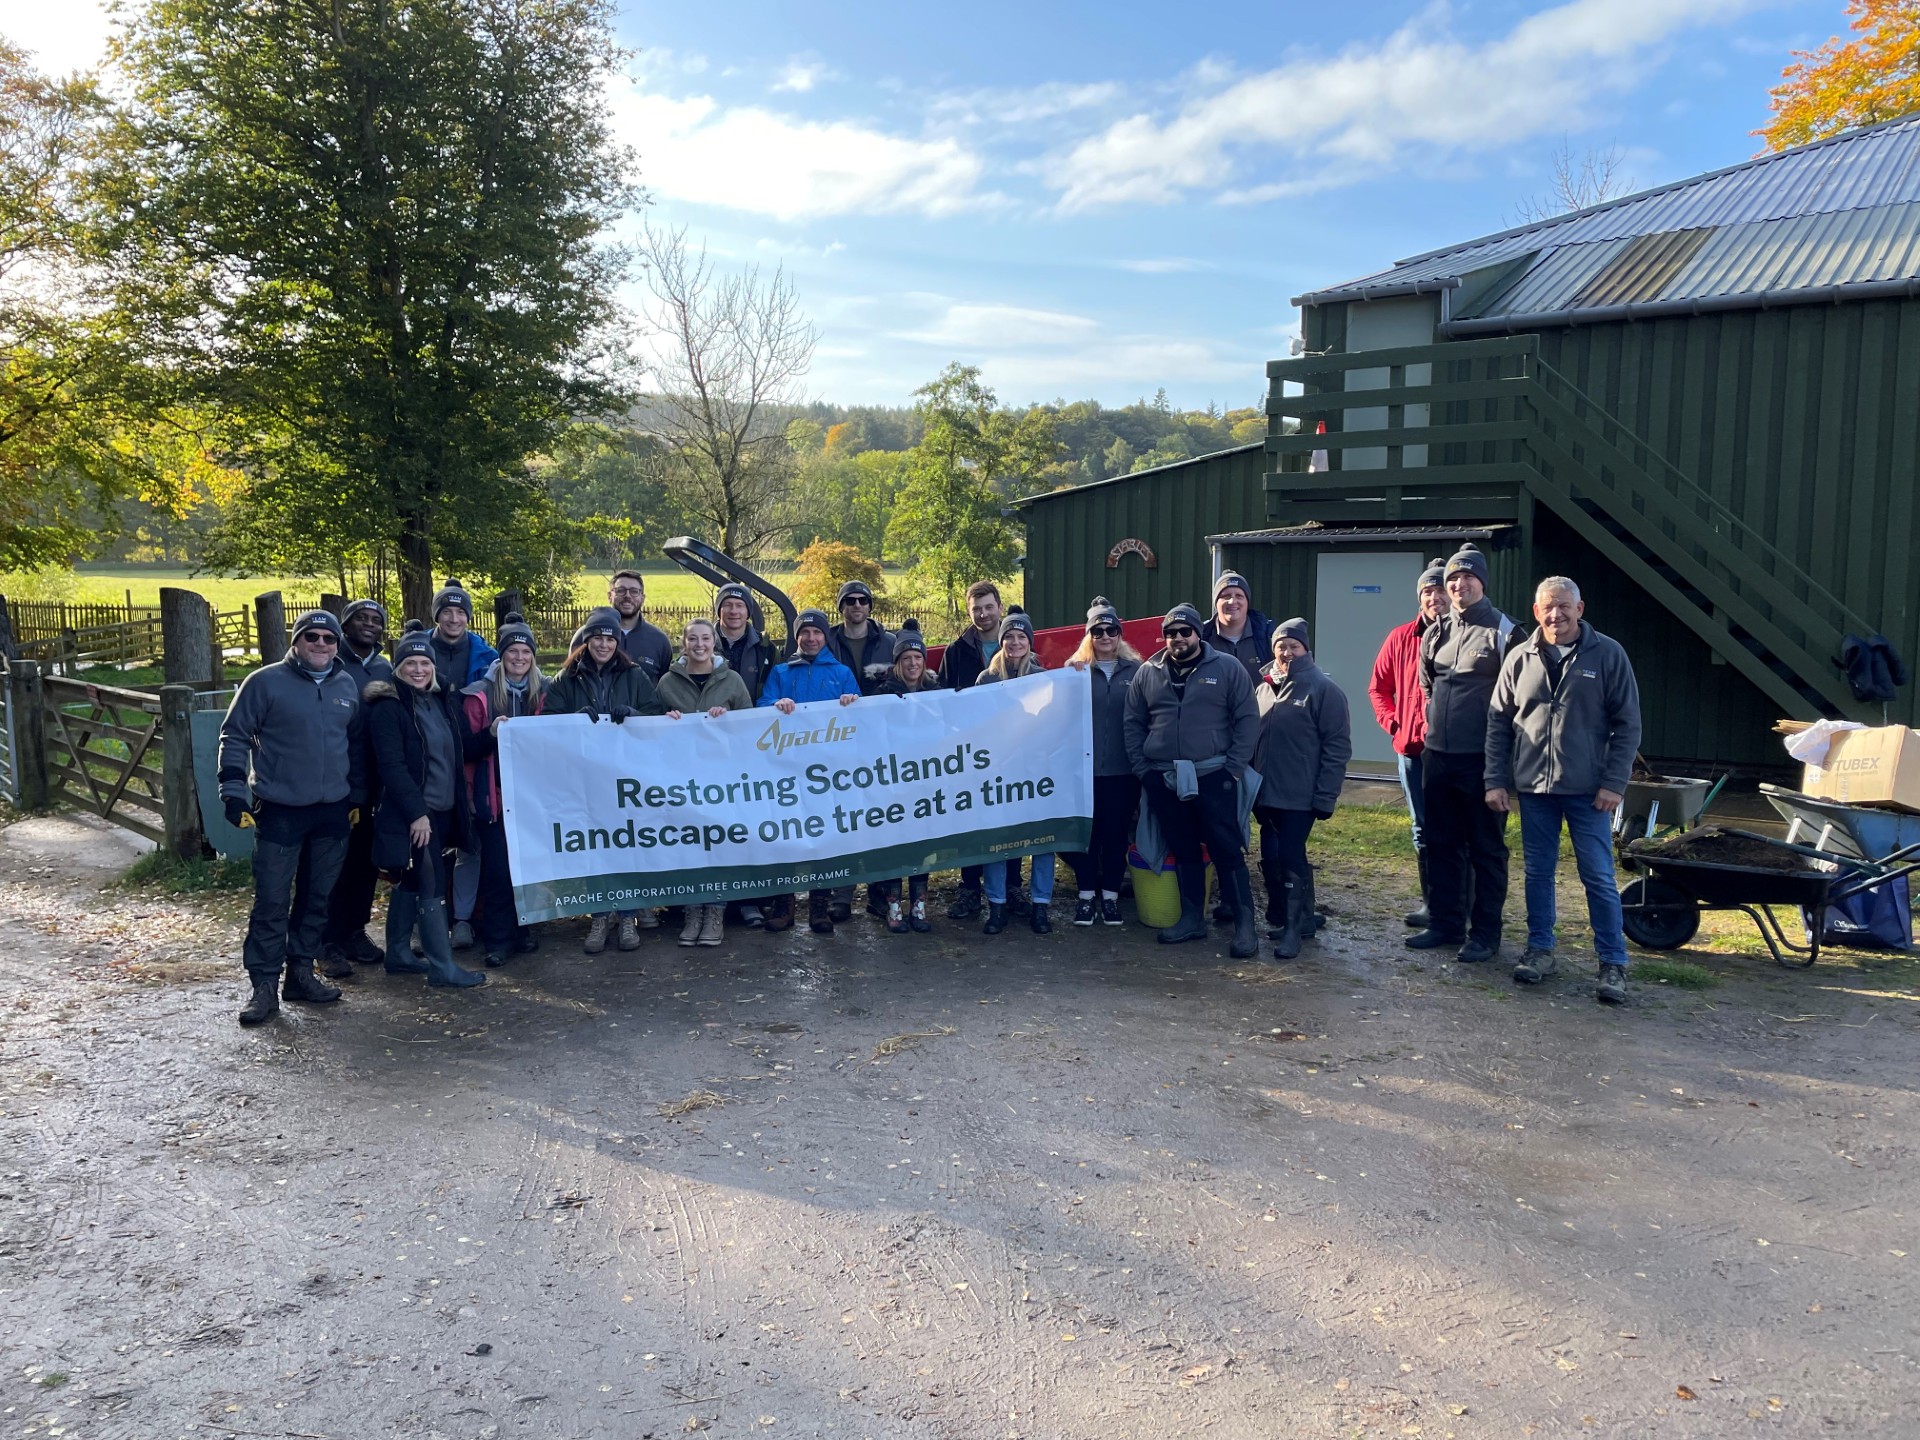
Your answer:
[1124,603,1262,958]
[319,599,395,974]
[218,609,368,1026]
[826,580,894,697]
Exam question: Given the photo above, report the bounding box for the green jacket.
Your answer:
[545,655,663,719]
[654,655,753,715]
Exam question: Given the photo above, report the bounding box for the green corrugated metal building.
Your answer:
[1016,116,1920,770]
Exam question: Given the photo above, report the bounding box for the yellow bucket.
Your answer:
[1128,863,1213,928]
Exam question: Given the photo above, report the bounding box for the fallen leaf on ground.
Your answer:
[658,1090,726,1117]
[1676,1384,1698,1401]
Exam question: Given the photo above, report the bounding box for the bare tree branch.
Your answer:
[634,221,817,559]
[1510,140,1637,224]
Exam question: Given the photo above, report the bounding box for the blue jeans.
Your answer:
[986,854,1054,907]
[1398,751,1426,851]
[1518,792,1627,967]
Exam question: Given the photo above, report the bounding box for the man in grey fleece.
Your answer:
[218,610,367,1026]
[1410,544,1518,963]
[1124,603,1262,958]
[1486,577,1641,1005]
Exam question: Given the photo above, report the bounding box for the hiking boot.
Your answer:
[631,907,659,930]
[1404,928,1463,951]
[679,907,703,947]
[238,974,280,1026]
[484,951,508,969]
[887,897,910,934]
[349,930,386,965]
[1030,903,1051,935]
[451,920,474,951]
[282,958,341,1005]
[697,906,724,947]
[947,888,983,921]
[909,897,931,933]
[1100,896,1123,926]
[764,896,795,933]
[983,902,1010,935]
[1072,897,1097,926]
[617,915,642,950]
[740,904,767,929]
[1513,947,1559,984]
[809,894,834,935]
[1456,938,1500,964]
[1596,963,1629,1005]
[317,945,355,979]
[1007,884,1032,918]
[583,915,610,954]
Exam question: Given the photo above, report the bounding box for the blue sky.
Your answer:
[13,0,1842,409]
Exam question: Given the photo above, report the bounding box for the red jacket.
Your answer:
[462,681,549,825]
[1369,616,1429,758]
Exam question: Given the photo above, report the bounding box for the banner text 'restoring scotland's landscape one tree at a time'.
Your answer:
[498,670,1093,921]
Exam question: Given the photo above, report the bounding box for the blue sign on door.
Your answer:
[1351,584,1383,593]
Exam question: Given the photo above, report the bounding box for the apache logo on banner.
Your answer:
[499,669,1094,922]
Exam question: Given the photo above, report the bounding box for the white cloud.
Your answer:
[608,84,989,221]
[1112,257,1203,273]
[928,81,1124,127]
[772,58,834,94]
[2,1,114,75]
[1041,0,1762,211]
[899,303,1100,349]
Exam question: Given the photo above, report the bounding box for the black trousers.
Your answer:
[1143,770,1248,879]
[243,799,352,976]
[321,810,379,950]
[1255,806,1316,875]
[1421,747,1508,944]
[1065,774,1140,893]
[474,817,526,952]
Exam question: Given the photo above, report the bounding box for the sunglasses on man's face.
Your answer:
[1089,624,1120,637]
[1163,626,1196,639]
[297,632,338,645]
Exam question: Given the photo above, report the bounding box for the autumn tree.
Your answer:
[788,539,884,612]
[1762,0,1920,150]
[103,0,636,620]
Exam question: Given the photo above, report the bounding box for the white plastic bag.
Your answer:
[1783,718,1866,765]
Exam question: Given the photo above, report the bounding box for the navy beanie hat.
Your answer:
[1418,558,1447,593]
[1161,603,1204,632]
[1444,545,1490,587]
[290,609,343,644]
[392,619,435,665]
[430,579,473,621]
[579,606,622,640]
[892,619,927,660]
[1275,616,1310,650]
[1085,596,1120,631]
[496,612,536,654]
[795,608,831,639]
[341,598,387,630]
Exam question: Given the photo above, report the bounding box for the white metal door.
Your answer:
[1313,551,1427,770]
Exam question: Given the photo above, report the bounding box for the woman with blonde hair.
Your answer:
[658,617,754,946]
[460,613,548,967]
[1064,598,1142,926]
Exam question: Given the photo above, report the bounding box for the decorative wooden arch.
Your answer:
[1106,538,1157,569]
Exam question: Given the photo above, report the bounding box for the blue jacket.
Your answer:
[757,650,860,707]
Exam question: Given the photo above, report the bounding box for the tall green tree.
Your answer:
[884,364,1060,622]
[103,0,637,620]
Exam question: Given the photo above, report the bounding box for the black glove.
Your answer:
[585,709,603,723]
[609,705,635,724]
[224,796,246,828]
[1314,808,1334,822]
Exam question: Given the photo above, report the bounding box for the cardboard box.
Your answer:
[1800,725,1920,813]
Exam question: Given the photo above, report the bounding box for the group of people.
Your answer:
[217,546,1641,1028]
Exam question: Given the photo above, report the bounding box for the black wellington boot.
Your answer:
[1301,863,1324,939]
[1404,849,1432,929]
[1158,864,1210,944]
[238,972,280,1026]
[1273,873,1305,960]
[282,957,342,1005]
[1261,859,1285,927]
[1227,868,1259,960]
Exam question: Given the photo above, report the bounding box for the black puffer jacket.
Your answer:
[364,680,472,872]
[1253,657,1353,814]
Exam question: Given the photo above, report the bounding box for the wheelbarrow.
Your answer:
[1759,783,1920,864]
[1619,827,1920,967]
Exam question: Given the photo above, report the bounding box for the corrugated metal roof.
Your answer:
[1300,115,1920,317]
[1206,523,1511,545]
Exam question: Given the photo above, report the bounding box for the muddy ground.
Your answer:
[2,806,1918,1440]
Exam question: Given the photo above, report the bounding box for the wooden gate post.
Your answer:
[494,589,524,632]
[319,593,345,619]
[255,591,287,665]
[159,684,206,858]
[160,587,216,691]
[11,660,49,810]
[0,594,18,664]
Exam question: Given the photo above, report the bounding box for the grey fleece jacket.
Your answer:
[217,652,365,807]
[1484,621,1641,798]
[1087,658,1142,777]
[1419,595,1518,755]
[1123,646,1260,781]
[1253,657,1353,815]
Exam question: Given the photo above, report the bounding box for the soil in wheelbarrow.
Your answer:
[1634,830,1816,871]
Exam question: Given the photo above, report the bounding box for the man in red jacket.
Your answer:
[1368,559,1446,928]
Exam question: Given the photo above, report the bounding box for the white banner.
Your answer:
[498,669,1093,921]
